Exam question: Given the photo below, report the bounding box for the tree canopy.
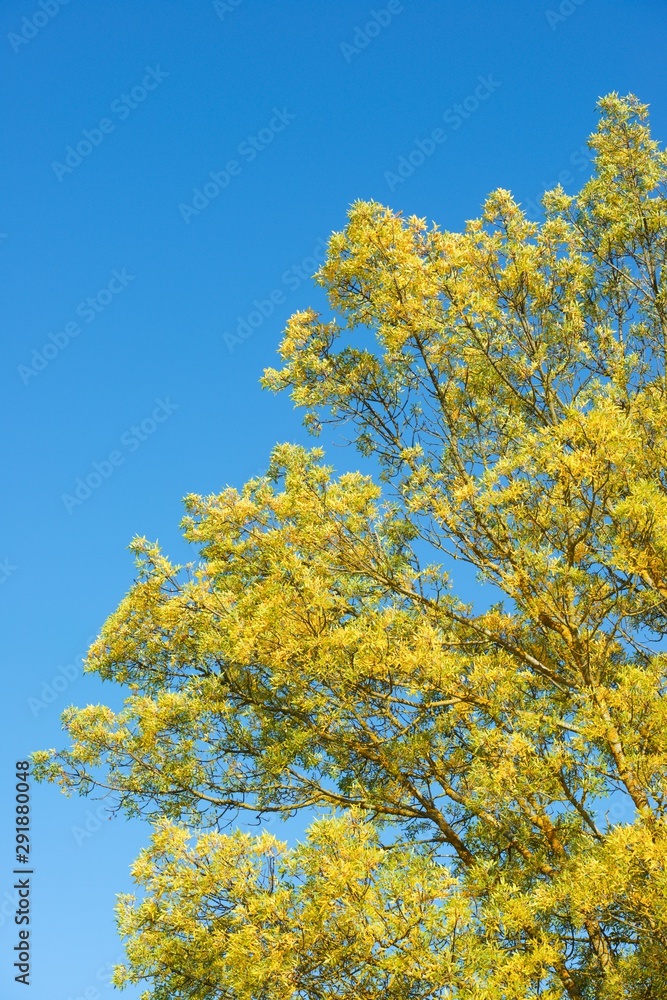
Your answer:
[34,93,667,999]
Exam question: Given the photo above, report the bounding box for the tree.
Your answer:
[34,93,667,999]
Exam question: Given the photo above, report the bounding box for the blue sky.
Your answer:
[1,1,666,996]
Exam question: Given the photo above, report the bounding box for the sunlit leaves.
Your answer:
[34,95,667,998]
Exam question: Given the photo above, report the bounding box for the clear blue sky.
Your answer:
[1,1,666,996]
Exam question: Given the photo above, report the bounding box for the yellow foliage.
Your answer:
[34,94,667,998]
